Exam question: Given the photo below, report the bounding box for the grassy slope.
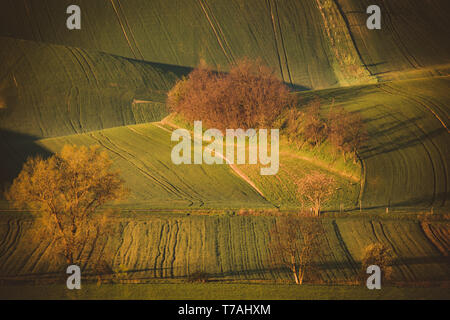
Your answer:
[237,155,360,210]
[336,0,450,80]
[2,1,449,88]
[0,36,189,138]
[1,123,270,209]
[0,214,448,285]
[0,0,375,89]
[296,77,449,209]
[0,0,448,292]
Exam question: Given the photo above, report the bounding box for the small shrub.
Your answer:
[359,243,394,283]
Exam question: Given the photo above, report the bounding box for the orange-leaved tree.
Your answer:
[5,145,126,265]
[167,58,293,131]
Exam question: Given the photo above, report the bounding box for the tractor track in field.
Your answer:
[109,0,139,60]
[272,0,293,86]
[201,0,235,63]
[420,222,450,257]
[0,219,23,271]
[126,126,207,205]
[116,0,145,60]
[153,121,267,200]
[384,6,421,70]
[382,83,449,132]
[170,221,180,278]
[267,0,285,83]
[377,84,447,206]
[378,222,416,281]
[198,0,233,64]
[89,130,201,206]
[377,101,437,206]
[332,220,358,274]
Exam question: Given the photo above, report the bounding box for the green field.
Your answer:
[1,283,448,300]
[0,36,189,138]
[295,77,449,209]
[0,214,448,285]
[0,0,449,299]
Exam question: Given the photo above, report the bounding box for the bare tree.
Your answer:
[269,215,324,284]
[296,171,336,216]
[5,144,127,265]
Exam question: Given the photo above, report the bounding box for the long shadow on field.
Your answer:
[360,125,446,159]
[0,129,52,198]
[118,55,311,92]
[361,191,448,209]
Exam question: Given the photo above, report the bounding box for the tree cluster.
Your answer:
[285,100,367,161]
[168,59,293,132]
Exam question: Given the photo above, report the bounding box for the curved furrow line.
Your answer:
[385,6,421,70]
[89,131,188,200]
[273,0,293,86]
[197,0,233,64]
[75,48,100,87]
[378,84,446,206]
[116,0,145,60]
[332,220,358,274]
[108,0,138,59]
[0,218,13,259]
[202,0,235,63]
[361,95,438,206]
[122,221,136,268]
[67,47,92,85]
[170,220,179,278]
[378,222,416,281]
[0,219,26,274]
[159,222,170,278]
[383,83,449,132]
[25,235,54,275]
[420,222,449,257]
[125,126,208,204]
[153,221,165,278]
[360,105,414,206]
[112,221,127,269]
[266,0,285,82]
[97,131,193,199]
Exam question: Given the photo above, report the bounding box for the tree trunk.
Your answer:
[291,256,299,284]
[293,270,299,284]
[299,268,305,285]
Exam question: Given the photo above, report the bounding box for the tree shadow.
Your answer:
[0,129,53,197]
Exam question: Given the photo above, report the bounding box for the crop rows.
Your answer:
[0,215,447,284]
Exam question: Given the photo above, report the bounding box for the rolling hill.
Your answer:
[0,0,448,290]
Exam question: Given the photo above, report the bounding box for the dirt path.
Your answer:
[152,121,267,199]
